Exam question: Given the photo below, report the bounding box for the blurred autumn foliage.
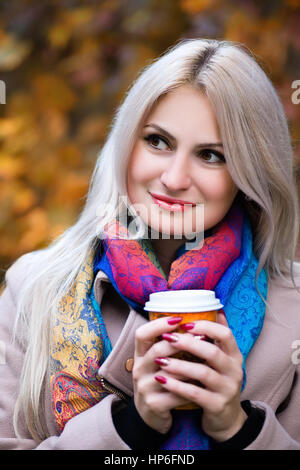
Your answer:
[0,0,300,284]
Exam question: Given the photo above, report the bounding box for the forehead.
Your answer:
[143,85,221,141]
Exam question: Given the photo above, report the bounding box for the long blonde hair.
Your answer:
[9,38,300,441]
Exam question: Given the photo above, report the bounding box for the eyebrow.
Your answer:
[143,123,223,149]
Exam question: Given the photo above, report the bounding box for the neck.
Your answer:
[150,237,186,277]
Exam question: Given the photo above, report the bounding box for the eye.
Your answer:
[197,149,226,164]
[143,134,226,164]
[143,133,169,151]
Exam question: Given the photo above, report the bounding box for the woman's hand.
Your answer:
[133,316,192,434]
[152,312,248,441]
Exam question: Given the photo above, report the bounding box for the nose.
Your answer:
[160,152,192,191]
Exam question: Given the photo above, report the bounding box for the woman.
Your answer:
[0,38,300,450]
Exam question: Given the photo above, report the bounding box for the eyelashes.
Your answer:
[143,133,226,164]
[198,148,226,163]
[143,133,169,151]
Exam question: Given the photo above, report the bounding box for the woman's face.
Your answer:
[127,84,239,240]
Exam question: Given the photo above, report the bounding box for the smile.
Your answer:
[150,192,196,212]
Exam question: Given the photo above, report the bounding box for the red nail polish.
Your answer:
[155,357,170,366]
[181,322,195,330]
[162,333,179,343]
[167,316,183,325]
[154,375,167,384]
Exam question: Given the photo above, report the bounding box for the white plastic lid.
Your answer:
[285,259,300,275]
[293,261,300,275]
[144,289,223,313]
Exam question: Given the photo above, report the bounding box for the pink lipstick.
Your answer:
[150,192,196,212]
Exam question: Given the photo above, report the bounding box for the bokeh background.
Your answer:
[0,0,300,285]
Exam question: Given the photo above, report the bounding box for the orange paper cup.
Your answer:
[144,290,223,410]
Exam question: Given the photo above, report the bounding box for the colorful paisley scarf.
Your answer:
[50,200,267,449]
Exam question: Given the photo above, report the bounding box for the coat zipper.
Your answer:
[99,376,129,402]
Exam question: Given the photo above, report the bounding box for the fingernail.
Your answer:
[167,316,183,325]
[162,333,179,343]
[154,375,167,384]
[180,322,195,330]
[194,335,206,340]
[155,357,170,366]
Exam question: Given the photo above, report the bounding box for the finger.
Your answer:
[182,320,242,360]
[134,338,190,380]
[155,356,225,392]
[134,315,183,357]
[217,309,228,327]
[162,332,229,373]
[153,372,219,412]
[141,390,193,413]
[146,336,181,361]
[136,373,192,410]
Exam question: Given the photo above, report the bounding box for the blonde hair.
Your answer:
[9,38,300,441]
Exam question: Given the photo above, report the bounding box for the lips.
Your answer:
[150,192,196,212]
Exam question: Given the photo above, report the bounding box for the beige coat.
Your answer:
[0,253,300,450]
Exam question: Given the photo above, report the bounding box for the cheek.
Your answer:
[127,145,154,187]
[200,170,237,202]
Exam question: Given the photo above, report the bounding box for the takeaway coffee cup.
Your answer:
[144,289,223,410]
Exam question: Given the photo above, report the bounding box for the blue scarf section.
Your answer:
[92,213,268,450]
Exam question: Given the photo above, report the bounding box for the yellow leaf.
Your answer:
[18,208,50,251]
[48,24,72,49]
[49,223,68,241]
[12,187,37,216]
[285,0,300,8]
[62,8,94,28]
[32,74,77,111]
[78,116,109,143]
[180,0,218,14]
[0,118,23,138]
[0,33,32,71]
[0,154,25,180]
[56,143,81,167]
[38,109,69,142]
[51,172,88,206]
